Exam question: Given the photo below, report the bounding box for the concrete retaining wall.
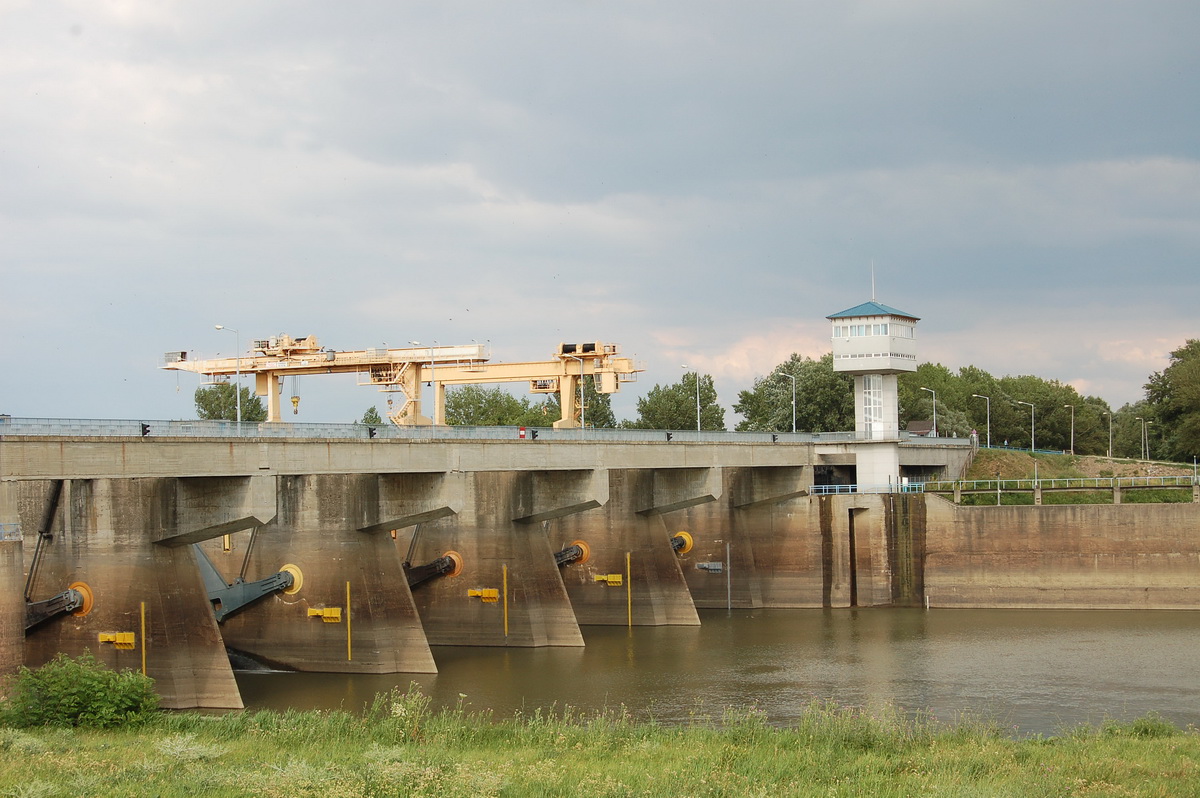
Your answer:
[925,496,1200,608]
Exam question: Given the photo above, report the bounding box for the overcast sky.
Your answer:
[2,1,1197,425]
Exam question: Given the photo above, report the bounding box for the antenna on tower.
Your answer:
[870,259,876,301]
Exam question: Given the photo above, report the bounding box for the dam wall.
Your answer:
[3,431,1197,708]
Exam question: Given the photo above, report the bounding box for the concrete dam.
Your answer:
[2,428,1198,710]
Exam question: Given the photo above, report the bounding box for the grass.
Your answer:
[1,685,1199,796]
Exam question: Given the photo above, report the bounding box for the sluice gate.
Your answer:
[4,433,1198,710]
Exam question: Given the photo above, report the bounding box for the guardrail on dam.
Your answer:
[3,421,1197,710]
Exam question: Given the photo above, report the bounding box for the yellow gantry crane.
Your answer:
[162,335,641,428]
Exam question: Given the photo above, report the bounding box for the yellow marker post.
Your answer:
[626,551,632,628]
[346,581,352,661]
[502,564,509,637]
[140,602,147,676]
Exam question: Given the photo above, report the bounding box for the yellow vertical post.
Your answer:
[345,581,352,661]
[139,601,147,676]
[502,564,509,637]
[625,551,632,628]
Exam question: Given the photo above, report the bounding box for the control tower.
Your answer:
[827,300,920,488]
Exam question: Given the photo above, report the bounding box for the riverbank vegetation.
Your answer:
[951,450,1196,506]
[3,660,1199,797]
[3,691,1198,796]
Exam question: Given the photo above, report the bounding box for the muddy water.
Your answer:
[235,608,1200,737]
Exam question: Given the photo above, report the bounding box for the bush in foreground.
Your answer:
[1,652,159,728]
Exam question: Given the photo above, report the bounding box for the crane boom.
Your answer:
[162,336,640,427]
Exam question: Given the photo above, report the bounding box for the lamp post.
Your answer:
[779,371,797,433]
[1064,404,1075,455]
[568,354,586,431]
[1017,401,1035,452]
[1103,411,1113,459]
[214,325,241,427]
[1135,416,1147,460]
[681,365,701,431]
[972,394,991,448]
[919,387,937,438]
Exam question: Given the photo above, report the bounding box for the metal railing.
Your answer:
[810,483,927,495]
[0,416,976,446]
[924,476,1197,492]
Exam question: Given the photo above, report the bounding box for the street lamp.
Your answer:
[214,325,241,427]
[568,354,586,431]
[1016,401,1035,452]
[1135,416,1147,460]
[681,365,701,431]
[778,371,797,433]
[1102,411,1112,459]
[919,387,937,438]
[971,394,991,448]
[1064,404,1075,455]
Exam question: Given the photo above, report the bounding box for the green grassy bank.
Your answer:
[3,685,1198,797]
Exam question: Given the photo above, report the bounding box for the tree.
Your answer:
[360,406,383,425]
[734,353,852,433]
[444,385,547,427]
[627,372,725,431]
[194,384,267,422]
[1107,402,1142,459]
[1145,339,1200,462]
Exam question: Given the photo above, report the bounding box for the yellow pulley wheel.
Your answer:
[570,539,591,565]
[672,531,694,554]
[68,581,94,617]
[443,551,464,577]
[280,564,304,595]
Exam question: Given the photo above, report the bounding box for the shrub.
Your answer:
[0,652,158,728]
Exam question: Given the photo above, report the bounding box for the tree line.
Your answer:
[194,339,1200,463]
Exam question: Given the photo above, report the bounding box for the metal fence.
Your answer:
[924,476,1198,492]
[0,416,977,446]
[810,483,928,495]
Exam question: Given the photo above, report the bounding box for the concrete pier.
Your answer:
[205,474,436,674]
[401,470,587,647]
[19,478,243,709]
[0,481,23,679]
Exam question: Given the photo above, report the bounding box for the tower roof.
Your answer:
[827,301,920,321]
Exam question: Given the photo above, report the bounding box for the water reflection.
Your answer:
[236,609,1200,736]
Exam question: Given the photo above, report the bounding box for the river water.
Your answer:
[235,608,1200,737]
